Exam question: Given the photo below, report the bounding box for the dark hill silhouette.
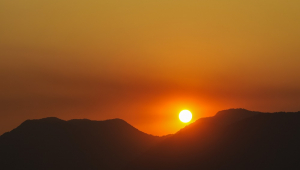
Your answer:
[2,109,300,170]
[0,117,164,170]
[127,109,300,170]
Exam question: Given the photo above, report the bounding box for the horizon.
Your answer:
[2,107,300,170]
[1,0,300,136]
[2,108,299,136]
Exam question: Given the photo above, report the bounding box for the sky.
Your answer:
[1,0,300,136]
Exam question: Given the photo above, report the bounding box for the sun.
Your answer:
[179,110,192,123]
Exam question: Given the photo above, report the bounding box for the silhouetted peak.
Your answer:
[127,110,300,170]
[214,108,261,119]
[21,117,64,124]
[104,118,129,124]
[67,118,126,123]
[40,117,63,121]
[19,117,129,127]
[0,118,164,170]
[179,109,262,132]
[16,117,64,128]
[67,118,132,128]
[216,108,249,115]
[38,117,66,123]
[102,118,149,135]
[105,118,134,127]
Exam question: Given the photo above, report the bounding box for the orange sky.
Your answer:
[1,0,300,135]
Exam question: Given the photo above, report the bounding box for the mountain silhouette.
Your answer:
[0,117,163,170]
[1,109,300,170]
[127,109,300,170]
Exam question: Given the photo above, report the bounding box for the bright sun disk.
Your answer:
[179,110,192,123]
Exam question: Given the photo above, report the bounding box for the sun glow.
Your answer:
[179,110,192,123]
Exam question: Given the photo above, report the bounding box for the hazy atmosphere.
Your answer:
[1,0,300,135]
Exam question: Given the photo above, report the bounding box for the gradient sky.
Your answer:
[1,0,300,135]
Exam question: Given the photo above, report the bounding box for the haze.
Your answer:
[1,0,300,135]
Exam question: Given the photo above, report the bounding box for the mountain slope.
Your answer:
[127,109,300,170]
[0,117,163,170]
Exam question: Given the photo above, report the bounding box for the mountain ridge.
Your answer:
[127,109,300,170]
[0,117,164,170]
[1,109,300,170]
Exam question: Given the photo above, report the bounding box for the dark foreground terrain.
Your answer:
[0,118,163,170]
[1,109,300,170]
